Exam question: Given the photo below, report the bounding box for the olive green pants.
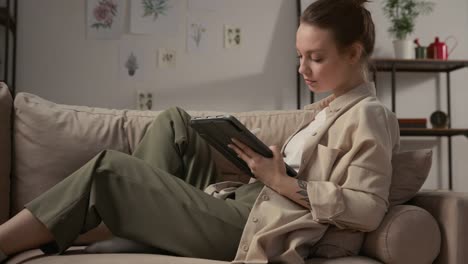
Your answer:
[25,106,264,261]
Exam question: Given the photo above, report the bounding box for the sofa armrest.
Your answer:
[0,82,12,224]
[361,205,440,264]
[408,190,468,264]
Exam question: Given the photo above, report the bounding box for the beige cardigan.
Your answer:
[230,82,400,263]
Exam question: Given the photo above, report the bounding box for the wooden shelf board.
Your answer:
[400,128,468,137]
[371,58,468,73]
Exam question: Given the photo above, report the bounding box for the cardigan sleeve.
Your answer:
[306,103,400,232]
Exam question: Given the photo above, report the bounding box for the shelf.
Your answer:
[372,58,468,73]
[0,7,15,33]
[400,128,468,137]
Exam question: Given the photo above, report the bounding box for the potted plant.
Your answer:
[383,0,434,59]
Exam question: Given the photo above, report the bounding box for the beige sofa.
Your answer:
[0,82,467,264]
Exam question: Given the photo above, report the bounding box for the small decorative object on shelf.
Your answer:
[414,38,427,59]
[398,118,427,128]
[382,0,435,59]
[430,110,449,128]
[427,36,458,60]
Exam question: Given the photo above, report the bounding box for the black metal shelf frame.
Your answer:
[0,0,17,96]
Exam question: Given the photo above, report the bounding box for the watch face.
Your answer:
[430,111,448,128]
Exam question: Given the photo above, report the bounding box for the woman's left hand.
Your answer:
[228,138,287,189]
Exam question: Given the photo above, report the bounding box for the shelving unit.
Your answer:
[372,58,468,190]
[0,0,17,96]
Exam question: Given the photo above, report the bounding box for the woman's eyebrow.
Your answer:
[296,48,324,54]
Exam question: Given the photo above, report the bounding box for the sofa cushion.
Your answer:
[305,256,381,264]
[0,82,12,223]
[361,205,440,264]
[12,93,131,214]
[6,247,231,264]
[5,247,381,264]
[389,149,432,206]
[310,227,364,259]
[84,226,365,259]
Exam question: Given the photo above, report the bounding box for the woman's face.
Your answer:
[296,23,359,94]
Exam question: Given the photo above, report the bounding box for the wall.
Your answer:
[16,0,468,191]
[16,0,298,111]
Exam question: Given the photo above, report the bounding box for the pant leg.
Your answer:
[25,149,254,261]
[131,106,218,191]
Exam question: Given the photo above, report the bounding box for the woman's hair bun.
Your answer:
[353,0,370,7]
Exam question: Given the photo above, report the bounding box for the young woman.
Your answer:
[0,0,400,263]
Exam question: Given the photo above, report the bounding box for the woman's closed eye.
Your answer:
[311,57,323,63]
[296,54,323,63]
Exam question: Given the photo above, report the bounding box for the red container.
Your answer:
[427,36,458,60]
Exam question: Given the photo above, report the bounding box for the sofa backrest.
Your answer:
[0,83,12,223]
[10,92,307,215]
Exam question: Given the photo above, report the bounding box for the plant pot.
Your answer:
[393,39,415,59]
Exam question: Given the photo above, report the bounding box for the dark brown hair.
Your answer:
[300,0,375,63]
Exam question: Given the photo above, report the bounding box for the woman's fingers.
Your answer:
[230,138,258,158]
[228,143,257,173]
[228,143,251,160]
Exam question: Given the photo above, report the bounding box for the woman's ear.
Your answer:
[347,43,364,65]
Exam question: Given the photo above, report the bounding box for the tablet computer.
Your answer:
[190,114,297,177]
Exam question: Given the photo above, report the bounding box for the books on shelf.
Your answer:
[398,118,427,129]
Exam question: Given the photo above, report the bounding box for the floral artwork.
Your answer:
[187,17,214,53]
[87,0,124,39]
[224,25,241,49]
[227,28,241,46]
[158,48,176,68]
[119,42,148,82]
[141,0,172,21]
[125,52,139,76]
[91,0,118,29]
[130,0,182,35]
[190,23,206,47]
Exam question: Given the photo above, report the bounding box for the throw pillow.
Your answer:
[12,93,131,214]
[389,149,433,207]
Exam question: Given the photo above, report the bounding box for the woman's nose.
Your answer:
[298,60,310,76]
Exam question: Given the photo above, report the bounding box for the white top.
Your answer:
[283,106,328,173]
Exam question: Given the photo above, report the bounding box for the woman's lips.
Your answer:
[305,79,316,85]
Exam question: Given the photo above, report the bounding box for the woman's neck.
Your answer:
[333,74,366,98]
